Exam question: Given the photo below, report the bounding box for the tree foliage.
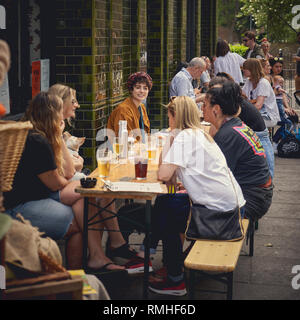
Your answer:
[239,0,299,42]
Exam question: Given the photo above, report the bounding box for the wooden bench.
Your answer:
[184,219,249,300]
[3,273,83,300]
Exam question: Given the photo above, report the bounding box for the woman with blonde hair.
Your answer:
[48,84,83,175]
[148,95,245,296]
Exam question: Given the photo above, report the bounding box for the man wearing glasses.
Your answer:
[243,31,264,60]
[169,57,206,104]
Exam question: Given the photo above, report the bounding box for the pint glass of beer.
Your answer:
[97,148,111,177]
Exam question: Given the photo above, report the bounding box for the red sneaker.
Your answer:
[149,277,187,296]
[124,257,153,274]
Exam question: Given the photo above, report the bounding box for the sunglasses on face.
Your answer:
[242,38,249,43]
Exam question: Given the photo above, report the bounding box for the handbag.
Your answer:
[185,168,244,242]
[277,133,300,158]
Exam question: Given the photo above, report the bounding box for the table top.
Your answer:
[75,160,168,200]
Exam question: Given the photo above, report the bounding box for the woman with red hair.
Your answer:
[107,72,153,141]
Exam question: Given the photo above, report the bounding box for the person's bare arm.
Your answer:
[72,154,84,172]
[38,169,69,192]
[61,139,76,179]
[254,96,265,110]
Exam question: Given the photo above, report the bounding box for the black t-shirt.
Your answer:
[239,98,266,132]
[214,118,270,187]
[4,131,57,209]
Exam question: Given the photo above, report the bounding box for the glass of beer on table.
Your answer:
[96,148,112,177]
[147,135,157,161]
[113,137,124,162]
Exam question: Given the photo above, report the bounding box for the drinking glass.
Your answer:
[113,137,124,162]
[96,148,111,177]
[147,135,157,161]
[134,156,148,180]
[134,143,148,180]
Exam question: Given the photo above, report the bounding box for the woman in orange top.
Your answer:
[107,72,152,141]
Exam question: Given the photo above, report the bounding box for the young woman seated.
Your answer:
[3,92,130,273]
[148,96,245,296]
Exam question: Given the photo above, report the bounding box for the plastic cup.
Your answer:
[96,148,111,177]
[134,152,148,180]
[147,136,157,161]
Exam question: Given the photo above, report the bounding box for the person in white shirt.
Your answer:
[200,56,212,89]
[169,57,206,103]
[242,58,280,128]
[148,95,245,296]
[213,39,245,84]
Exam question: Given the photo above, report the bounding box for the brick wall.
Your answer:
[55,0,217,169]
[201,0,217,58]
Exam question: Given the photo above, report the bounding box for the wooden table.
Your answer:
[75,160,167,299]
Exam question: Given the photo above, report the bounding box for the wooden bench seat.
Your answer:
[184,219,249,300]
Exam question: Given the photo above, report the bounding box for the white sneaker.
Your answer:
[273,142,278,155]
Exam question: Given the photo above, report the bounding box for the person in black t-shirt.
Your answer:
[4,92,126,273]
[203,81,273,221]
[210,75,274,179]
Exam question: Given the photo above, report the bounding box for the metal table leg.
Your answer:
[83,197,89,271]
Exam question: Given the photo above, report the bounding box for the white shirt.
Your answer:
[163,129,245,211]
[213,52,245,84]
[169,68,195,101]
[200,70,211,86]
[243,78,280,123]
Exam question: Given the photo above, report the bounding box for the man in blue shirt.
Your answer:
[169,57,206,103]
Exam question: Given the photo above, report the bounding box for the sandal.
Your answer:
[106,243,138,260]
[85,263,127,275]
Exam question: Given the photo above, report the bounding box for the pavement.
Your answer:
[101,155,300,300]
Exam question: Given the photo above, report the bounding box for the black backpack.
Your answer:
[277,133,300,158]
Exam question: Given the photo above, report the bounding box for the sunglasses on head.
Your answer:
[250,90,253,100]
[273,57,283,62]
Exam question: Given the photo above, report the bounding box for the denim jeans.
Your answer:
[5,192,74,240]
[273,99,293,143]
[255,129,274,179]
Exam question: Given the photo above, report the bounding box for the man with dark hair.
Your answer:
[294,32,300,95]
[243,31,264,59]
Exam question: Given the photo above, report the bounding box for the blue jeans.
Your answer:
[255,129,274,179]
[273,99,293,143]
[5,192,74,240]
